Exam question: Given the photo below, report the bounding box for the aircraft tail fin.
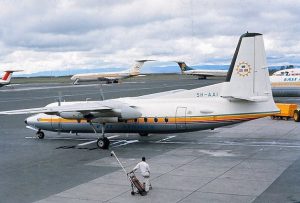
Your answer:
[221,33,272,101]
[2,71,13,81]
[176,61,194,73]
[129,60,154,75]
[1,70,22,83]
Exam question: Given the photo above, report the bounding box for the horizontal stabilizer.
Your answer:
[221,95,269,102]
[136,89,186,99]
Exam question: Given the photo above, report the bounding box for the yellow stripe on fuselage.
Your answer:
[38,112,276,124]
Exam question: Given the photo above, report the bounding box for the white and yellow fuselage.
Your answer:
[25,82,278,134]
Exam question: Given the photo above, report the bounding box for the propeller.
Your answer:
[56,91,63,135]
[57,91,63,106]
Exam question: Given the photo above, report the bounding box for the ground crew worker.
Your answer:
[132,157,152,192]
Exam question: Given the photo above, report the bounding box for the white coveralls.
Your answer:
[133,161,151,192]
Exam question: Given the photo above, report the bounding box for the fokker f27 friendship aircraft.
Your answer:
[0,70,22,87]
[0,33,279,149]
[70,60,152,85]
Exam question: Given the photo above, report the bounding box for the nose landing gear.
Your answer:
[36,129,45,139]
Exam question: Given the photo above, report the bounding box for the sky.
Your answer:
[0,0,300,75]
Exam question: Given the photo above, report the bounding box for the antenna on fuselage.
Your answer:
[99,83,105,101]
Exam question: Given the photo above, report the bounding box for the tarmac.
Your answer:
[0,75,300,203]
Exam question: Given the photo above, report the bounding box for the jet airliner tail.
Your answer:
[0,70,22,86]
[129,60,154,75]
[176,61,194,73]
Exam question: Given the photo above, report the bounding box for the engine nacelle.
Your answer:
[119,106,142,119]
[58,111,85,119]
[92,117,119,123]
[56,104,141,122]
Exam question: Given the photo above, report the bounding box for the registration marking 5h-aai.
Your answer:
[197,92,219,97]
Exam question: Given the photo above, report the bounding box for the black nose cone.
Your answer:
[24,119,27,124]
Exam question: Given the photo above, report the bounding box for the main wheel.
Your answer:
[293,110,300,122]
[97,137,110,149]
[139,132,149,137]
[36,131,45,139]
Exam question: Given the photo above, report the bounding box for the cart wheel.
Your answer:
[294,110,300,122]
[131,191,135,195]
[140,191,147,196]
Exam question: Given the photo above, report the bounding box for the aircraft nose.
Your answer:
[24,115,37,126]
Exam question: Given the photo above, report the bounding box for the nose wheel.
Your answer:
[36,130,45,139]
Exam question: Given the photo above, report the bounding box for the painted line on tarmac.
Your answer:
[155,135,176,143]
[77,140,97,146]
[25,136,94,141]
[76,135,120,147]
[123,81,146,84]
[0,84,101,92]
[111,140,139,148]
[150,140,300,148]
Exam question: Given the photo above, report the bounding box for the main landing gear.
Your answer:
[36,129,45,139]
[139,132,149,137]
[90,122,110,150]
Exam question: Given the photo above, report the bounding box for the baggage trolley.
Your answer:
[111,151,147,196]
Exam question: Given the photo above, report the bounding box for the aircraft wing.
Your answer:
[0,100,142,120]
[0,104,112,115]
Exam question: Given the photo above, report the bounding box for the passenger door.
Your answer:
[51,116,62,131]
[175,107,187,130]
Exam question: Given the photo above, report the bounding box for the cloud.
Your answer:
[0,0,300,74]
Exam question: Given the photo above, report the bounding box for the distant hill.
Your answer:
[14,64,299,77]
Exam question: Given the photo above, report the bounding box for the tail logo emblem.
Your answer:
[236,62,251,77]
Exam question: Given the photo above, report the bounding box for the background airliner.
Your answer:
[270,68,300,86]
[0,70,22,87]
[70,60,152,85]
[269,68,300,97]
[176,61,227,79]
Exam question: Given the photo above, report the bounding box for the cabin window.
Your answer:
[154,117,158,122]
[165,117,169,123]
[124,120,127,123]
[144,117,148,122]
[134,118,138,123]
